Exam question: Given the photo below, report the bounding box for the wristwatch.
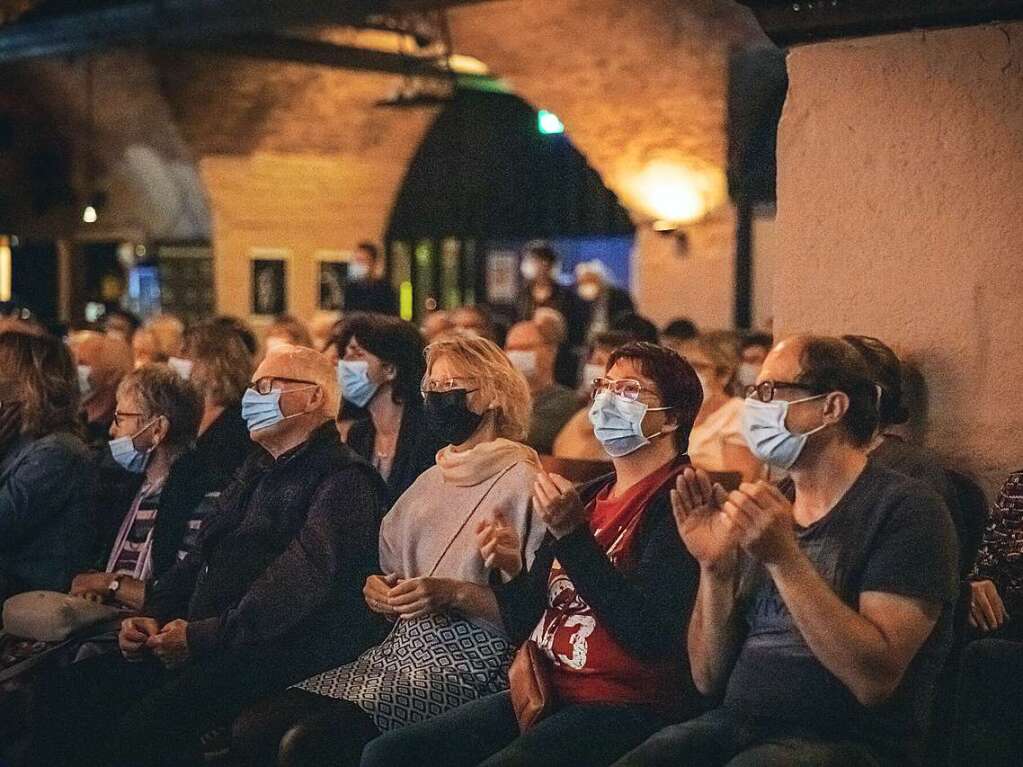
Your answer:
[108,574,124,598]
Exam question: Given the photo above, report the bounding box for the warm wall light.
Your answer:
[621,158,725,227]
[0,235,11,302]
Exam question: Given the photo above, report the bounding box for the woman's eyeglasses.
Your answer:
[591,377,658,402]
[421,377,478,395]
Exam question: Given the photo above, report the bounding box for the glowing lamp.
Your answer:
[537,110,565,135]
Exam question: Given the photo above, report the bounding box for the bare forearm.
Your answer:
[688,566,741,696]
[451,581,504,629]
[767,552,900,704]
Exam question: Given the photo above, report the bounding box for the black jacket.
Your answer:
[345,403,444,507]
[493,460,703,713]
[144,423,388,665]
[151,405,255,579]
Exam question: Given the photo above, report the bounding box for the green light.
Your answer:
[400,281,413,321]
[537,110,565,135]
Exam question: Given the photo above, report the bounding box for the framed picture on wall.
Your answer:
[250,248,289,316]
[315,250,352,311]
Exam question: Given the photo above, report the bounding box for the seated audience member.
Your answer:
[265,314,313,353]
[676,334,760,481]
[553,330,634,461]
[150,321,256,566]
[616,335,959,767]
[101,308,141,345]
[842,335,961,538]
[505,320,578,454]
[660,317,699,355]
[231,334,545,767]
[451,304,497,341]
[308,311,341,354]
[534,306,578,389]
[611,312,659,344]
[0,331,94,601]
[343,242,399,316]
[133,315,186,369]
[363,342,704,767]
[69,365,203,611]
[574,259,635,341]
[68,331,134,446]
[211,315,259,358]
[420,310,454,343]
[737,330,773,389]
[968,470,1023,639]
[338,313,444,505]
[26,345,388,767]
[953,634,1023,767]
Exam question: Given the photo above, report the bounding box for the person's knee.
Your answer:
[360,730,418,767]
[279,715,365,767]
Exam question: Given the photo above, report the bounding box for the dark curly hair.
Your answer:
[841,335,910,428]
[0,331,81,439]
[340,313,426,407]
[606,341,703,452]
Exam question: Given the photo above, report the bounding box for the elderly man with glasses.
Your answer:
[616,335,959,767]
[27,345,389,767]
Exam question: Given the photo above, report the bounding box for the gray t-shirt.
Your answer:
[724,462,959,762]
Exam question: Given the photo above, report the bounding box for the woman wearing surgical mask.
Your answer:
[675,335,761,482]
[68,364,203,611]
[361,342,705,767]
[336,313,444,506]
[232,334,545,767]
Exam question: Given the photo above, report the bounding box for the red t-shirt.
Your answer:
[530,459,687,710]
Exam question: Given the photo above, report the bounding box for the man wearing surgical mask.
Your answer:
[505,320,578,454]
[618,335,959,767]
[574,260,635,343]
[29,344,390,767]
[342,242,399,316]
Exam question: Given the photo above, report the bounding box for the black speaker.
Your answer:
[727,45,788,207]
[736,0,1023,47]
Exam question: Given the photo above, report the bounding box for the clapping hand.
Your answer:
[476,510,523,579]
[533,472,586,539]
[671,468,740,572]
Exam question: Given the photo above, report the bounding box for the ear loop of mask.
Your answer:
[278,384,320,422]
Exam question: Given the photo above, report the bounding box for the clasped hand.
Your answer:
[671,467,799,570]
[118,616,190,669]
[363,574,459,621]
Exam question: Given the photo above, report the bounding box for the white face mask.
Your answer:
[520,259,539,281]
[507,350,538,380]
[348,261,370,282]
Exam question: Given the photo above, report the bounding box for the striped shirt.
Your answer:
[106,482,164,582]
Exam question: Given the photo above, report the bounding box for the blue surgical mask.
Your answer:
[741,395,829,469]
[167,357,193,380]
[108,419,157,474]
[588,390,672,458]
[338,360,380,408]
[241,385,316,433]
[77,365,94,400]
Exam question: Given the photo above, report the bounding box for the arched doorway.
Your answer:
[386,89,634,322]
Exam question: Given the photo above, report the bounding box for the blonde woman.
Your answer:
[675,334,760,481]
[232,335,545,767]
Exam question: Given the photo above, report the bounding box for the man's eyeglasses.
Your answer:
[248,377,318,396]
[113,411,144,428]
[744,380,823,404]
[591,377,659,403]
[421,377,478,395]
